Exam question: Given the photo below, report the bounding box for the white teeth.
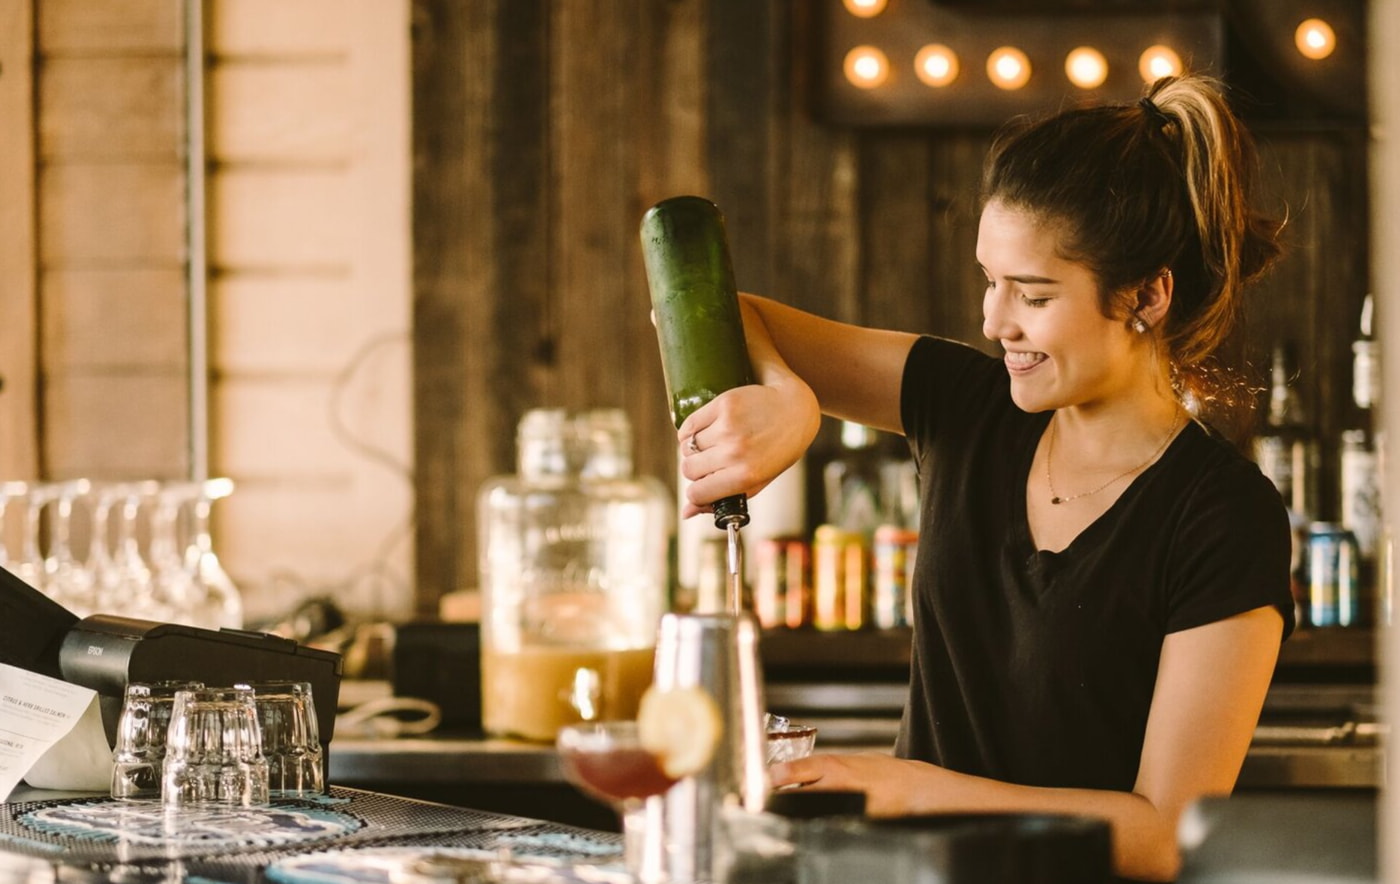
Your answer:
[1004,351,1045,368]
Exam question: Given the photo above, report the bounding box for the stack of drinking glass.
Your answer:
[110,680,324,807]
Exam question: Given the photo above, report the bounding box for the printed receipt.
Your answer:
[0,662,98,799]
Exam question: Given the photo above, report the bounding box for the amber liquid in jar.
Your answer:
[481,645,655,743]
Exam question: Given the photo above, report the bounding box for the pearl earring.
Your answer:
[1132,317,1148,333]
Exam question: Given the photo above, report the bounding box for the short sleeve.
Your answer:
[1163,457,1296,639]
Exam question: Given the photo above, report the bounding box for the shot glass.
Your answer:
[764,714,818,765]
[248,681,325,798]
[110,680,205,801]
[161,685,270,808]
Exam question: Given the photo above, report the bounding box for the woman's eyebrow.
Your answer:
[978,264,1061,286]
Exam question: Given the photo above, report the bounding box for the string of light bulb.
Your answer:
[839,2,1342,93]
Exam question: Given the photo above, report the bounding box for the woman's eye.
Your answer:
[1020,293,1049,307]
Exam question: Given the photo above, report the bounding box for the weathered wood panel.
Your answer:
[411,0,499,609]
[37,0,182,55]
[410,0,1372,613]
[209,168,351,269]
[38,164,186,266]
[38,58,182,159]
[208,63,351,161]
[44,374,188,478]
[208,0,351,57]
[41,268,187,369]
[0,0,39,479]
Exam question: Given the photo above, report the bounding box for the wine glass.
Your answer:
[183,478,243,629]
[557,721,680,879]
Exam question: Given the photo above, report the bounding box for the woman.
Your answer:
[676,75,1294,882]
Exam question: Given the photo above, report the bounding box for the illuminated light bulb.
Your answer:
[1065,46,1108,89]
[1295,18,1336,60]
[986,47,1031,90]
[1138,45,1182,83]
[842,0,887,18]
[914,43,960,87]
[843,45,890,89]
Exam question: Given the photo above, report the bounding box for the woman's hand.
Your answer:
[769,752,947,817]
[676,373,820,519]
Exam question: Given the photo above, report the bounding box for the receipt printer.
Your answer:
[1,564,341,757]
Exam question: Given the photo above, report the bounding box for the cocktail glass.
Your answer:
[557,721,678,878]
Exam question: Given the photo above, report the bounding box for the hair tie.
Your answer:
[1138,96,1171,128]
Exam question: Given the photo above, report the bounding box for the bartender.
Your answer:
[673,74,1294,883]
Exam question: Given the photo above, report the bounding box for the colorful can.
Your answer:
[754,536,811,630]
[813,525,867,631]
[1307,522,1361,628]
[873,525,918,629]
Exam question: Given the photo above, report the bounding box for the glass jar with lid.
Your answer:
[478,408,672,741]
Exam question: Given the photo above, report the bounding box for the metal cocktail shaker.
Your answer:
[638,612,768,883]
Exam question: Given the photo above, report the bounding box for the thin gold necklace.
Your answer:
[1045,413,1181,505]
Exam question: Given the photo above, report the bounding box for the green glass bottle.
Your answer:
[641,195,753,530]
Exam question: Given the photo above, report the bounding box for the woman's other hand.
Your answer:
[770,752,946,817]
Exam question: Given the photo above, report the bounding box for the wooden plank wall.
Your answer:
[35,0,189,478]
[411,0,1371,614]
[205,0,415,624]
[14,0,414,626]
[0,0,39,480]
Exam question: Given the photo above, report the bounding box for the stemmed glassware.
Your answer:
[0,481,28,576]
[42,479,95,614]
[184,478,242,629]
[557,721,681,878]
[101,481,166,621]
[0,478,242,628]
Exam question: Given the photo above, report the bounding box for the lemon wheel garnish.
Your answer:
[636,684,722,779]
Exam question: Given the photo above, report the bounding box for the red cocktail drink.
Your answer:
[560,742,678,803]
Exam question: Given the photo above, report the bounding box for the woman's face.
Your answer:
[978,200,1140,414]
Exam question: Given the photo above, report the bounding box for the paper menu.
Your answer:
[0,662,99,799]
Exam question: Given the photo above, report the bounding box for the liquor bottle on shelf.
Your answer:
[1253,342,1319,626]
[1339,294,1382,623]
[1254,341,1320,523]
[822,420,917,537]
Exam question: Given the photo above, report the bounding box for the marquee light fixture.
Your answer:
[1065,47,1109,90]
[815,0,1365,127]
[1294,18,1336,60]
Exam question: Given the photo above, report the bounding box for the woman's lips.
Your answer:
[1003,351,1047,375]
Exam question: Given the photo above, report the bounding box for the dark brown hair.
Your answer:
[980,75,1283,420]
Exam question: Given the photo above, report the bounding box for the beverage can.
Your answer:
[1306,522,1361,628]
[813,525,867,631]
[872,525,918,629]
[754,536,811,630]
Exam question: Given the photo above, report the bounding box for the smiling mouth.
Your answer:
[1003,351,1047,373]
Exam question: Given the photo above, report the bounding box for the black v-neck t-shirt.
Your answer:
[894,336,1294,792]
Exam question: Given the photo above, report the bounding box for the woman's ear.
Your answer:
[1133,269,1174,331]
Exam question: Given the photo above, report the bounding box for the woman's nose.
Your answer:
[982,289,1013,342]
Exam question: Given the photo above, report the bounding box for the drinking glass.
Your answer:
[764,714,818,765]
[248,681,325,798]
[161,686,269,808]
[110,680,205,800]
[557,721,680,879]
